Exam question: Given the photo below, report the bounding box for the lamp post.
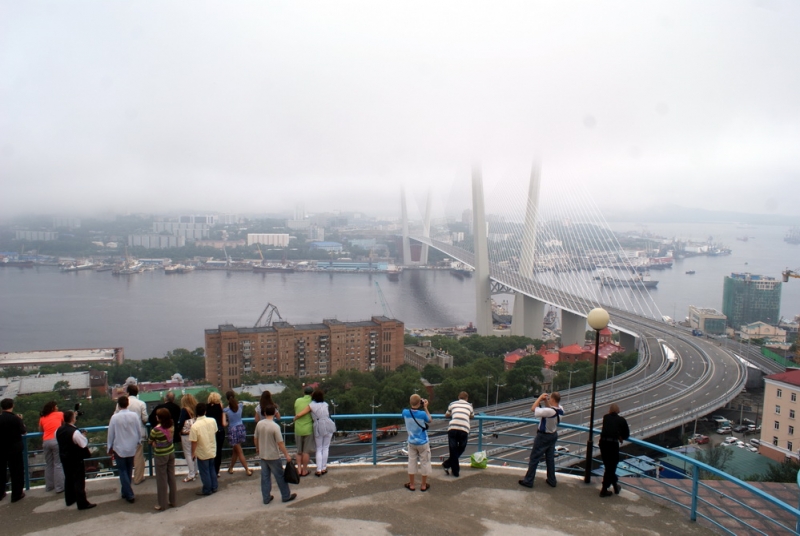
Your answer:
[486,374,493,408]
[584,307,609,484]
[566,369,576,402]
[494,382,506,414]
[370,395,381,414]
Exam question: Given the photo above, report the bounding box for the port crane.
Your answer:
[254,302,284,327]
[374,281,394,318]
[782,268,800,282]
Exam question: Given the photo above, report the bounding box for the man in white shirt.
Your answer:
[108,396,143,503]
[115,384,148,484]
[442,391,474,478]
[518,392,565,489]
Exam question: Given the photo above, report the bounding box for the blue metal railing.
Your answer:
[13,413,800,534]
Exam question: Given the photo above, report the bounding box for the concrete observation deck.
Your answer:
[2,465,714,536]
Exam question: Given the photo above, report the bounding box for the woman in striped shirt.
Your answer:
[149,408,176,511]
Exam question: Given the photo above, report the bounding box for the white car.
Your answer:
[723,437,737,445]
[746,445,759,453]
[717,427,732,434]
[554,446,569,457]
[735,441,746,448]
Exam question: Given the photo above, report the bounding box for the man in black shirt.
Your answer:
[57,410,96,510]
[0,398,27,503]
[599,403,630,497]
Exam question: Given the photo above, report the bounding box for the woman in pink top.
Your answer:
[38,401,65,493]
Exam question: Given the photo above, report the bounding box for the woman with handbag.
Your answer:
[293,389,336,477]
[178,394,197,482]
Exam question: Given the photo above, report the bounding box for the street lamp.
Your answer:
[494,382,506,414]
[486,374,493,408]
[566,369,577,402]
[584,307,610,484]
[370,395,381,414]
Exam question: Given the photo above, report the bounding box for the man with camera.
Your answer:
[56,409,96,510]
[518,391,564,489]
[402,394,432,492]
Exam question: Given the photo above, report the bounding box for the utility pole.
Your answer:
[486,374,492,408]
[495,382,506,414]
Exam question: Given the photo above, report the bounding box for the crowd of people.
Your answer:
[1,386,630,509]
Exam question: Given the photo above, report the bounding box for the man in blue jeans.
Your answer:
[107,396,142,503]
[519,392,564,489]
[442,391,474,478]
[189,403,219,496]
[254,405,296,504]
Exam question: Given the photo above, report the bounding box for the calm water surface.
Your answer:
[1,222,798,359]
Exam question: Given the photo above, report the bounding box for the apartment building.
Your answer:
[205,316,404,390]
[761,369,800,462]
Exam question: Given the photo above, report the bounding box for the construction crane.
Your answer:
[782,268,800,282]
[374,281,394,318]
[254,302,283,327]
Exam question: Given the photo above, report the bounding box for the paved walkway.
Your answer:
[2,465,716,536]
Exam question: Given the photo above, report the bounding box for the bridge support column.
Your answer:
[511,294,546,339]
[420,189,431,265]
[401,186,412,266]
[619,332,637,354]
[561,310,587,346]
[472,166,493,336]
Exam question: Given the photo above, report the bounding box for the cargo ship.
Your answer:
[601,272,658,289]
[253,263,295,274]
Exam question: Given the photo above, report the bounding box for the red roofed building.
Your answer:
[558,328,625,365]
[761,368,800,462]
[503,349,528,371]
[541,349,560,368]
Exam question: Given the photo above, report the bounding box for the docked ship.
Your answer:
[386,265,402,281]
[60,261,95,272]
[165,264,196,274]
[786,227,800,245]
[601,272,659,289]
[0,258,34,268]
[450,261,474,278]
[253,263,295,274]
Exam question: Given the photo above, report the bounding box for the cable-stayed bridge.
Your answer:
[404,166,756,446]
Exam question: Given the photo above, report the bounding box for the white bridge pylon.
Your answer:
[406,164,662,345]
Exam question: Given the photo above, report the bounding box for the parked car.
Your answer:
[742,418,756,426]
[747,445,759,453]
[711,415,728,424]
[735,441,746,448]
[695,435,710,445]
[717,426,732,434]
[723,437,738,445]
[733,425,749,433]
[554,446,570,457]
[750,438,761,447]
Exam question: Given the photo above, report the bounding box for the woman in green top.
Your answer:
[149,408,176,511]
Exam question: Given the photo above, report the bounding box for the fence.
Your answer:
[14,413,800,535]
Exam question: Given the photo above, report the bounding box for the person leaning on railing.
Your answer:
[599,403,630,498]
[293,389,336,477]
[224,391,253,476]
[402,394,432,492]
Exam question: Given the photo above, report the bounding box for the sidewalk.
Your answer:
[2,465,715,536]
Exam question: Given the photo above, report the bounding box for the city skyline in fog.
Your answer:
[2,1,800,222]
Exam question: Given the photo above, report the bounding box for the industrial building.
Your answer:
[205,316,404,390]
[688,305,727,335]
[0,348,124,370]
[722,273,782,329]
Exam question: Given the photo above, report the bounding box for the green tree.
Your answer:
[694,444,733,479]
[758,459,800,483]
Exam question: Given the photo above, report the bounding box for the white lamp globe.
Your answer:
[587,308,610,331]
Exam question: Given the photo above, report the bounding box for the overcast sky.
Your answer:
[2,1,799,221]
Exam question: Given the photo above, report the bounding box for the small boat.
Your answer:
[686,270,696,275]
[386,265,402,281]
[60,261,95,272]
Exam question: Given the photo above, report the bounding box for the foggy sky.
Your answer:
[2,1,799,221]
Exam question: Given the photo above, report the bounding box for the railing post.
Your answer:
[477,416,484,452]
[690,465,700,522]
[795,467,800,534]
[372,417,378,466]
[23,434,30,491]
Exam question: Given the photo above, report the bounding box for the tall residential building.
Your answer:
[205,316,404,390]
[761,369,800,462]
[247,233,290,247]
[722,273,781,329]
